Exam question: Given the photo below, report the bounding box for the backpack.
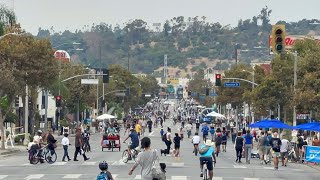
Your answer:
[162,133,167,142]
[215,136,222,145]
[199,145,211,155]
[264,136,269,146]
[96,172,108,180]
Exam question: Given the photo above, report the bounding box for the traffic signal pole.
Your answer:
[293,51,298,126]
[23,84,29,145]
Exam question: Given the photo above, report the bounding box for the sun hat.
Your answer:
[205,139,214,146]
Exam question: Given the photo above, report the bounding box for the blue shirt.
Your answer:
[199,144,214,157]
[129,132,139,146]
[243,134,253,144]
[202,126,209,135]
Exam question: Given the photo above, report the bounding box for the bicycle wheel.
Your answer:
[30,154,39,164]
[45,150,57,164]
[203,169,207,180]
[132,150,140,162]
[122,150,129,163]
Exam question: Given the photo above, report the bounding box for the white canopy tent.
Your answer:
[96,114,116,120]
[206,111,226,118]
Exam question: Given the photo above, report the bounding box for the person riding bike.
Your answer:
[123,128,139,160]
[192,132,201,156]
[199,140,217,180]
[96,161,114,180]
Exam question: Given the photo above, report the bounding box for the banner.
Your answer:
[305,145,320,163]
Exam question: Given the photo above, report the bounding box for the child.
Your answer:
[160,128,164,138]
[173,133,181,159]
[61,133,71,161]
[97,161,114,180]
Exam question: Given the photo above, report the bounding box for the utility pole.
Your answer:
[23,84,29,145]
[164,54,168,85]
[44,90,48,132]
[293,51,298,126]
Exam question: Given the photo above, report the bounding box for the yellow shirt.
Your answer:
[135,124,142,133]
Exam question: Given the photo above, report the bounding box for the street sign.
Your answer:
[209,93,217,96]
[224,82,240,87]
[81,79,99,85]
[115,92,126,97]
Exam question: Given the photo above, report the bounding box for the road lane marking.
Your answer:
[24,174,44,180]
[171,176,187,180]
[233,165,247,168]
[171,163,184,167]
[0,175,8,179]
[213,177,223,180]
[244,178,259,180]
[62,174,82,178]
[149,131,154,136]
[134,175,142,179]
[263,167,274,170]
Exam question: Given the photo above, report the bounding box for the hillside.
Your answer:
[36,7,320,77]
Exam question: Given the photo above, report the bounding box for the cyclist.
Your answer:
[97,161,114,180]
[123,128,139,160]
[192,132,201,156]
[199,139,217,180]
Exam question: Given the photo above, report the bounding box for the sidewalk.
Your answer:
[0,145,26,156]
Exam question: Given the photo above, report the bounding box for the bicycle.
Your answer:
[29,144,57,164]
[122,143,140,163]
[202,160,215,180]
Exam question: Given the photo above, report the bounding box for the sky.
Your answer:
[1,0,320,35]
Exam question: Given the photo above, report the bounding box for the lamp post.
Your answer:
[242,69,255,124]
[293,51,298,126]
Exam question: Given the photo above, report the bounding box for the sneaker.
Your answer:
[274,167,278,170]
[84,158,90,161]
[200,172,203,177]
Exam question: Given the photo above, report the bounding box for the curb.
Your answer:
[305,164,320,171]
[0,149,21,156]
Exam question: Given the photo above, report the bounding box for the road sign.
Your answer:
[224,82,240,87]
[209,93,217,96]
[81,79,99,85]
[115,92,126,97]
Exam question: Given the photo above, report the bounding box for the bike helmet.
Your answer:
[99,161,108,171]
[37,130,43,134]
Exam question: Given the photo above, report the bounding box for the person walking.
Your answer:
[257,131,267,164]
[165,128,172,155]
[73,128,90,161]
[201,123,209,142]
[173,133,181,159]
[235,132,244,163]
[270,132,282,170]
[243,130,253,164]
[61,133,71,161]
[280,136,290,167]
[47,129,57,163]
[128,137,166,180]
[185,122,193,139]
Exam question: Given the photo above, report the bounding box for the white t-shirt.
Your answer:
[280,139,289,152]
[166,132,171,141]
[33,135,42,144]
[61,137,70,146]
[185,124,192,131]
[192,135,200,144]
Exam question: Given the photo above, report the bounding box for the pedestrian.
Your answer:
[160,128,164,138]
[221,131,227,152]
[265,131,273,163]
[257,131,267,164]
[243,130,253,164]
[312,136,320,146]
[164,127,172,155]
[201,123,209,142]
[195,120,200,134]
[210,126,215,141]
[147,118,153,133]
[73,128,90,161]
[235,132,244,163]
[135,123,142,139]
[185,122,193,139]
[128,137,166,180]
[270,132,282,170]
[47,129,57,163]
[173,133,181,159]
[61,133,71,162]
[280,135,290,167]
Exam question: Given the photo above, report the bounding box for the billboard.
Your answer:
[305,146,320,163]
[269,35,320,49]
[54,50,71,62]
[167,78,179,85]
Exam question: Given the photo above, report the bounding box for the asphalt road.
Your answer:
[0,100,319,179]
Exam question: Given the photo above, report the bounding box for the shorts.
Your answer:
[174,145,180,150]
[222,141,227,145]
[258,146,266,155]
[281,152,288,159]
[200,157,213,171]
[272,151,281,158]
[137,132,141,136]
[129,144,138,150]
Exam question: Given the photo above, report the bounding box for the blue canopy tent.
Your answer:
[249,119,292,129]
[293,122,320,132]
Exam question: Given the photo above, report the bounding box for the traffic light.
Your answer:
[56,96,62,107]
[15,96,19,107]
[102,69,109,83]
[206,88,210,96]
[215,74,222,86]
[272,24,285,54]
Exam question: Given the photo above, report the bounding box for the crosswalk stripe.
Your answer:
[24,174,44,180]
[213,177,223,180]
[171,176,187,180]
[171,163,184,167]
[0,175,8,179]
[52,162,67,166]
[82,161,96,165]
[113,174,119,178]
[233,165,247,168]
[134,175,142,179]
[244,178,259,180]
[62,174,82,178]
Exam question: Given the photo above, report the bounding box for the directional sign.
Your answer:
[224,82,240,87]
[209,93,218,96]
